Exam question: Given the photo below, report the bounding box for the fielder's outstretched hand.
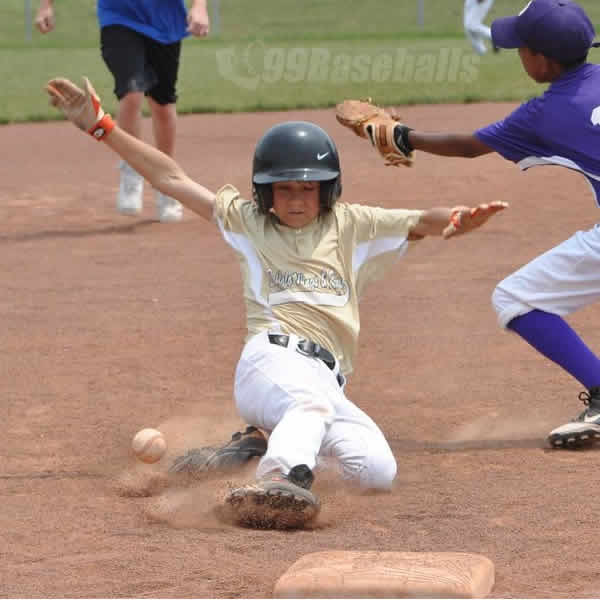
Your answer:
[443,201,508,239]
[45,77,114,140]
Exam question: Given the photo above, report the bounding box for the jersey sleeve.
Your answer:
[340,203,424,297]
[213,184,260,236]
[475,99,543,163]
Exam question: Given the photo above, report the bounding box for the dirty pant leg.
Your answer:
[233,332,339,478]
[233,332,396,489]
[319,395,397,491]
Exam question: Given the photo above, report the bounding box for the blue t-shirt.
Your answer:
[97,0,188,44]
[476,63,600,206]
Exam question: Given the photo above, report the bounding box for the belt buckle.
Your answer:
[296,338,318,357]
[297,339,336,371]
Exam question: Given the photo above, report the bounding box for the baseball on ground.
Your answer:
[131,428,167,463]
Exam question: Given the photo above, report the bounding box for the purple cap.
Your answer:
[491,0,598,63]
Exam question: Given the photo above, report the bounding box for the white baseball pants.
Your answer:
[233,330,397,490]
[492,225,600,327]
[464,0,494,55]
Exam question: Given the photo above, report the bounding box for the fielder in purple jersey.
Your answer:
[348,0,600,448]
[476,63,600,204]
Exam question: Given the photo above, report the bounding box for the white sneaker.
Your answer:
[117,161,143,215]
[155,189,183,223]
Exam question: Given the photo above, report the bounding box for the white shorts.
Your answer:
[492,224,600,327]
[233,330,397,490]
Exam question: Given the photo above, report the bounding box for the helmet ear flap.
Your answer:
[319,177,342,212]
[333,177,342,203]
[253,183,273,214]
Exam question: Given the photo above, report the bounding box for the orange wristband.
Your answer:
[88,114,115,141]
[449,209,461,228]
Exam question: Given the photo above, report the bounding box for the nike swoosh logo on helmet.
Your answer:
[317,152,329,160]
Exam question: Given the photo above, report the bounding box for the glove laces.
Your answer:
[578,389,600,406]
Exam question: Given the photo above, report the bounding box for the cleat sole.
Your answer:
[222,485,320,530]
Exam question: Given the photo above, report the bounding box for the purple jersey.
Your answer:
[476,63,600,206]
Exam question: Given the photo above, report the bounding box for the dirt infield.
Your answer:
[3,103,600,599]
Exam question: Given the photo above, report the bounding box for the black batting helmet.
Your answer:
[252,121,342,214]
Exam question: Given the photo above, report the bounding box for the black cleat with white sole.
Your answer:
[224,464,319,529]
[548,388,600,449]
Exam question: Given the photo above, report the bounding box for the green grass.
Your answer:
[1,0,598,122]
[176,39,545,113]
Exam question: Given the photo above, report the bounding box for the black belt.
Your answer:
[268,333,337,371]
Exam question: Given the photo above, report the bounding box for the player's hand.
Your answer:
[442,201,508,239]
[187,5,210,37]
[35,5,55,33]
[45,76,106,132]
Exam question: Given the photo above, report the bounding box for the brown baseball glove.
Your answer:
[335,99,414,167]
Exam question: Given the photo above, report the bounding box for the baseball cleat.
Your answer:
[117,160,143,215]
[169,426,267,475]
[224,464,320,529]
[548,388,600,449]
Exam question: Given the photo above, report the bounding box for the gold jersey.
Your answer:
[214,185,424,375]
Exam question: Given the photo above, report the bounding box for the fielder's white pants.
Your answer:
[464,0,494,55]
[492,225,600,327]
[234,330,397,490]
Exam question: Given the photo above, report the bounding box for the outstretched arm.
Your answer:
[410,202,508,239]
[408,131,493,158]
[45,77,216,221]
[105,129,216,220]
[335,99,495,164]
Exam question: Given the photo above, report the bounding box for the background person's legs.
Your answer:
[118,91,144,139]
[101,25,155,215]
[101,25,182,221]
[466,31,489,56]
[116,92,145,214]
[147,99,182,222]
[148,98,176,157]
[146,38,183,222]
[464,0,494,55]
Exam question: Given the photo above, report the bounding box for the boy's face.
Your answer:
[518,46,563,83]
[271,180,321,228]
